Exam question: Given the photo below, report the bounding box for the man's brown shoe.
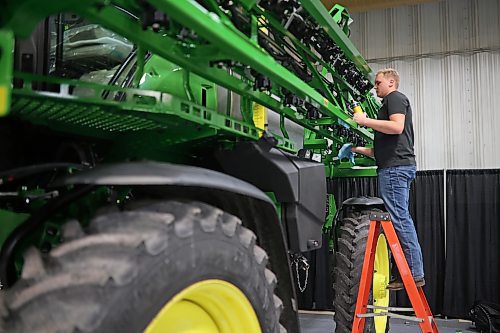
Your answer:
[386,277,425,291]
[386,278,404,291]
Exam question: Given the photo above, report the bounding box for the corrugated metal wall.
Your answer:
[349,0,500,170]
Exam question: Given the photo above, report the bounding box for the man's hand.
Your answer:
[338,143,355,164]
[353,112,368,126]
[352,146,374,158]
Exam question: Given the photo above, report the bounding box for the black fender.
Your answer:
[342,196,384,208]
[332,196,385,253]
[336,196,386,221]
[53,161,300,333]
[216,140,326,253]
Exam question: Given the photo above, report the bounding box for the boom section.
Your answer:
[1,0,378,146]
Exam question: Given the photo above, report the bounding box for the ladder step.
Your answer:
[357,311,424,322]
[367,304,415,312]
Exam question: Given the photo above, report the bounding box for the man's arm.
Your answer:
[352,146,374,157]
[353,112,405,135]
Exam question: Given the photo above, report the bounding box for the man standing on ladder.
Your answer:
[350,68,425,290]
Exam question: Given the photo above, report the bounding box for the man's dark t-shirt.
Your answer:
[374,91,416,169]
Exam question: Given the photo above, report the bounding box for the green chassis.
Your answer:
[0,2,386,331]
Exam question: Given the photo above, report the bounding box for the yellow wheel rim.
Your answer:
[144,279,262,333]
[373,233,390,333]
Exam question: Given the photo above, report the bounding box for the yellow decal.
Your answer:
[0,85,8,116]
[253,103,267,137]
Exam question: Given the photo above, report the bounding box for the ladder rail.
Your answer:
[381,220,438,332]
[351,220,380,332]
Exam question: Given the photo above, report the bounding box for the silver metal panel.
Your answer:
[349,0,500,169]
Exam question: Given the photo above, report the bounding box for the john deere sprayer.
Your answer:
[0,1,391,332]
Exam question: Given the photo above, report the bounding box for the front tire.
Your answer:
[0,200,286,333]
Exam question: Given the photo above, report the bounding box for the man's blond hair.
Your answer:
[376,68,400,89]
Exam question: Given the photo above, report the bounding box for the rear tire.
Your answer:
[0,200,286,333]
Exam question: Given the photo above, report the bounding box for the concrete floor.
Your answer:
[298,310,479,333]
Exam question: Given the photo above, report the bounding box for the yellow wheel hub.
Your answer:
[373,233,390,333]
[144,279,262,333]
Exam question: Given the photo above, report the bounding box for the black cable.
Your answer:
[0,163,85,185]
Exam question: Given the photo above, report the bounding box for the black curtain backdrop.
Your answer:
[296,170,500,318]
[443,170,500,317]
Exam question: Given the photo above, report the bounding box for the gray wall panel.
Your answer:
[350,0,500,169]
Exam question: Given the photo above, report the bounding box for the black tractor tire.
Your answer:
[333,210,376,333]
[0,200,286,333]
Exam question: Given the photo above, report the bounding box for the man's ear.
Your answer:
[388,79,395,87]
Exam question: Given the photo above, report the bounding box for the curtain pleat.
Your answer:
[443,170,500,317]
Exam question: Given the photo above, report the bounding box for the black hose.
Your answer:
[0,184,95,287]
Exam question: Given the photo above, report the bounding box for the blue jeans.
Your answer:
[378,165,424,279]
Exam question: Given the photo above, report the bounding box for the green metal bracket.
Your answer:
[240,96,254,124]
[330,166,378,178]
[250,14,258,43]
[133,46,146,88]
[322,194,337,251]
[329,4,351,36]
[303,128,328,150]
[183,70,195,103]
[240,0,257,11]
[279,114,289,139]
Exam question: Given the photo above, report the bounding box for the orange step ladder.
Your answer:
[351,212,439,333]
